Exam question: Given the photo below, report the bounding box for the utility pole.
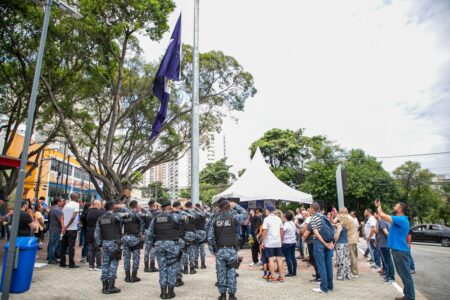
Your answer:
[1,1,52,297]
[191,0,200,204]
[64,154,70,198]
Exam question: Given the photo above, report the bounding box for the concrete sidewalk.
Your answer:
[1,240,425,299]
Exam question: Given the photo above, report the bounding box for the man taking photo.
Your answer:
[375,199,415,300]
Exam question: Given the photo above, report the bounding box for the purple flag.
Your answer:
[150,14,182,139]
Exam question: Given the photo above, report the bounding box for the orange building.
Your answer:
[4,133,99,203]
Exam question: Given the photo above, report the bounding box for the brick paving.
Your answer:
[1,239,426,300]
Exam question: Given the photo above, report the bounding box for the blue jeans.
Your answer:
[392,249,415,300]
[380,247,395,280]
[47,231,61,262]
[313,239,333,292]
[408,249,415,271]
[282,243,297,275]
[297,234,305,257]
[369,239,381,267]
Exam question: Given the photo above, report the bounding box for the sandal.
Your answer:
[277,277,284,282]
[267,275,276,282]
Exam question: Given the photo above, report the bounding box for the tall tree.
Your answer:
[200,157,235,185]
[393,161,439,221]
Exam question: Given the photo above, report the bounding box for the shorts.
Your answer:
[266,247,283,258]
[261,248,269,264]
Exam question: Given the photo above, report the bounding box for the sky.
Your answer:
[140,0,450,175]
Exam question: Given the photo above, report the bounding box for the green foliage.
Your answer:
[0,1,256,200]
[143,181,170,201]
[200,158,235,185]
[343,149,398,215]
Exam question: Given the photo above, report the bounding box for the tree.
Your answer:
[343,149,398,216]
[0,1,70,196]
[200,158,235,185]
[36,4,255,200]
[142,181,170,201]
[393,161,440,222]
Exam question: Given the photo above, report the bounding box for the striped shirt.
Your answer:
[310,213,323,239]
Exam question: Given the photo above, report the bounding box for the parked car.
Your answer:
[411,224,450,247]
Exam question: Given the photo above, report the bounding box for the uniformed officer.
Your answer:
[95,201,123,294]
[142,200,159,272]
[172,201,186,287]
[147,200,185,299]
[208,199,248,300]
[181,201,198,274]
[194,203,208,269]
[122,200,145,283]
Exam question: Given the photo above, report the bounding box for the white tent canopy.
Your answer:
[212,148,313,204]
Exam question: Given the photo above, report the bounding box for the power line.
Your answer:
[376,151,450,159]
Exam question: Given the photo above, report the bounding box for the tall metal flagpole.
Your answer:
[191,0,200,204]
[1,1,53,298]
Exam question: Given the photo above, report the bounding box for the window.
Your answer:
[429,225,439,231]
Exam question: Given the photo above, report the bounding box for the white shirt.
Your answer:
[283,221,297,244]
[63,200,80,230]
[262,214,283,248]
[364,215,377,240]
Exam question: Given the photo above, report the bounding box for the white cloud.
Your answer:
[140,0,450,175]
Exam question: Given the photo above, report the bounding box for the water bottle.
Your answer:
[60,233,63,241]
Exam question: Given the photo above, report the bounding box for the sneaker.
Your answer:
[95,267,101,271]
[88,267,95,271]
[80,258,87,263]
[410,270,416,274]
[384,279,395,284]
[312,288,327,293]
[352,274,359,278]
[248,263,256,266]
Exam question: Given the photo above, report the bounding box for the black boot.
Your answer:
[167,286,176,299]
[131,271,141,283]
[218,293,227,300]
[175,277,184,287]
[201,260,207,269]
[183,265,188,274]
[107,280,121,294]
[150,261,159,272]
[125,270,131,282]
[195,260,199,269]
[144,260,150,272]
[160,285,168,299]
[228,293,237,300]
[102,280,109,294]
[190,266,197,274]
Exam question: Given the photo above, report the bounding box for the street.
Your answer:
[410,242,450,300]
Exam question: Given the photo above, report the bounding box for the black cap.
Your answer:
[218,198,229,208]
[172,201,181,208]
[160,200,171,208]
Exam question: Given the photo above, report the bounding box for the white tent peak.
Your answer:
[212,147,313,204]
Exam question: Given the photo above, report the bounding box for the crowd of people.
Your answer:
[0,191,416,300]
[243,200,415,300]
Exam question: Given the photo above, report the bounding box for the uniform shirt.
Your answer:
[207,205,248,254]
[364,215,377,240]
[146,210,185,245]
[388,216,410,252]
[63,200,80,230]
[262,214,283,248]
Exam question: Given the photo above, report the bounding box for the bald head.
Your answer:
[339,207,348,214]
[92,200,101,208]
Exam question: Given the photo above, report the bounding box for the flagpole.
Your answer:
[191,0,200,204]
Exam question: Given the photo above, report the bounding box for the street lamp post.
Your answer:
[1,1,82,298]
[191,0,200,204]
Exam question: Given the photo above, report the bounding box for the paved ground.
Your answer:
[0,238,428,300]
[410,242,450,300]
